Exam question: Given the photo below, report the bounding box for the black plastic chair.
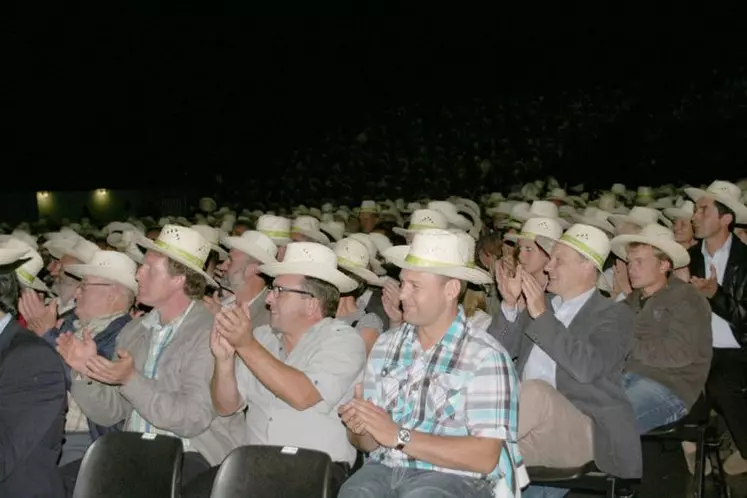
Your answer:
[527,462,634,498]
[72,432,184,498]
[210,445,334,498]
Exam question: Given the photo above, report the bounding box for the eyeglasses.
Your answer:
[270,284,314,298]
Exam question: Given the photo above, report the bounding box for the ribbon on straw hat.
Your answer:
[381,229,492,285]
[610,223,690,269]
[536,223,611,272]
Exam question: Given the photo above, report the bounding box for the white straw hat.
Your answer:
[537,224,611,272]
[608,206,672,230]
[663,200,695,222]
[334,238,383,287]
[137,224,218,288]
[257,215,292,246]
[223,231,278,265]
[392,209,448,237]
[45,236,100,263]
[512,200,570,229]
[190,224,228,259]
[15,250,49,293]
[610,223,690,270]
[66,250,139,293]
[260,242,357,293]
[572,207,615,234]
[505,217,563,245]
[320,220,346,242]
[427,201,472,231]
[348,233,386,276]
[685,180,747,224]
[381,229,492,285]
[291,216,330,246]
[359,200,379,214]
[0,245,29,266]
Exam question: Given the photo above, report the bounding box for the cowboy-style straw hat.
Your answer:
[505,217,563,246]
[334,238,383,287]
[256,215,292,246]
[685,180,747,224]
[513,200,571,229]
[16,250,50,293]
[610,223,690,270]
[536,224,611,272]
[45,236,100,263]
[392,209,448,238]
[291,216,331,246]
[663,200,695,222]
[191,224,229,259]
[0,245,29,266]
[572,207,615,235]
[608,206,672,230]
[66,250,139,293]
[427,201,472,231]
[137,224,218,288]
[260,242,357,293]
[223,231,278,265]
[381,229,493,285]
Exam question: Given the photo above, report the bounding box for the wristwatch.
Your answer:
[395,428,412,450]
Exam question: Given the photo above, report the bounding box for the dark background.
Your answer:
[7,16,747,192]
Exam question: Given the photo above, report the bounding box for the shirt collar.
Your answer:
[0,314,12,337]
[552,287,595,309]
[702,234,733,259]
[403,305,469,354]
[142,300,196,330]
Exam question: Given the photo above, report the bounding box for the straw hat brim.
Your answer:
[382,246,493,285]
[224,236,278,265]
[0,248,29,266]
[610,234,690,269]
[136,237,219,288]
[662,207,692,221]
[608,214,673,229]
[684,187,747,224]
[337,261,383,287]
[514,212,570,229]
[293,229,331,246]
[17,272,49,293]
[66,265,139,293]
[571,215,615,234]
[536,235,606,272]
[259,261,358,293]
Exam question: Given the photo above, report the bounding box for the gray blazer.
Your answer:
[489,291,642,479]
[71,301,244,466]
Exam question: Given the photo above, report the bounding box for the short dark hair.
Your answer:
[0,267,20,317]
[714,201,736,232]
[300,276,340,318]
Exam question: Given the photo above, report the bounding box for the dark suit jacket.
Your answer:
[489,291,642,479]
[688,237,747,346]
[0,318,67,498]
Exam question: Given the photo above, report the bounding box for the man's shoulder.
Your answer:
[3,323,64,371]
[464,323,515,365]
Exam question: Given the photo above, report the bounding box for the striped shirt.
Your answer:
[363,306,527,497]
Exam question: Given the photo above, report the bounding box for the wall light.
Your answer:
[37,191,49,199]
[95,188,109,196]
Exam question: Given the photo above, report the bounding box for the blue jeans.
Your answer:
[622,371,688,434]
[339,462,494,498]
[521,485,569,498]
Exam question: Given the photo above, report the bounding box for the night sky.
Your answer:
[8,16,746,191]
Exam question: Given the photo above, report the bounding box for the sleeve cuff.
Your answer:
[501,303,518,322]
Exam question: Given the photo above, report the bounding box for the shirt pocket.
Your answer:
[425,372,466,431]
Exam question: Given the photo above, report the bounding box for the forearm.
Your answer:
[347,430,380,453]
[211,359,242,416]
[403,432,501,475]
[237,342,321,410]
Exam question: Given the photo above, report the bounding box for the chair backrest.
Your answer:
[210,445,333,498]
[72,432,184,498]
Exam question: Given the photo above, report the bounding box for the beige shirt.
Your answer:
[235,318,366,464]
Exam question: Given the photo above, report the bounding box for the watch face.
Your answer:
[398,428,412,443]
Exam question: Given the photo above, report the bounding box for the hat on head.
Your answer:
[291,216,330,246]
[427,201,472,231]
[259,242,357,293]
[608,206,672,231]
[320,220,346,242]
[0,244,30,268]
[45,236,100,263]
[137,224,218,288]
[6,230,38,251]
[610,223,690,270]
[334,238,383,287]
[685,180,747,224]
[256,215,291,246]
[66,250,139,293]
[359,200,379,214]
[14,250,49,293]
[512,200,570,229]
[537,224,611,272]
[392,209,448,237]
[382,229,492,285]
[572,207,615,235]
[348,233,385,276]
[505,217,564,246]
[190,224,229,259]
[663,200,695,222]
[223,231,278,265]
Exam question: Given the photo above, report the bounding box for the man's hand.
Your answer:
[496,260,523,306]
[381,278,403,326]
[19,290,58,335]
[57,329,97,374]
[691,265,719,298]
[612,260,632,296]
[346,398,399,448]
[203,290,223,316]
[210,320,236,361]
[85,350,136,385]
[521,270,547,318]
[339,384,369,436]
[214,305,255,350]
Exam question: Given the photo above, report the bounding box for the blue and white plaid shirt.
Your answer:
[363,306,527,497]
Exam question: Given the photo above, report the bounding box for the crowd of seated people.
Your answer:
[2,172,747,497]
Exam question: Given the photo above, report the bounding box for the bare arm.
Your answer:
[237,341,322,411]
[404,433,501,475]
[359,328,380,356]
[211,358,242,416]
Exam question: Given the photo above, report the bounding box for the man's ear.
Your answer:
[443,278,462,301]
